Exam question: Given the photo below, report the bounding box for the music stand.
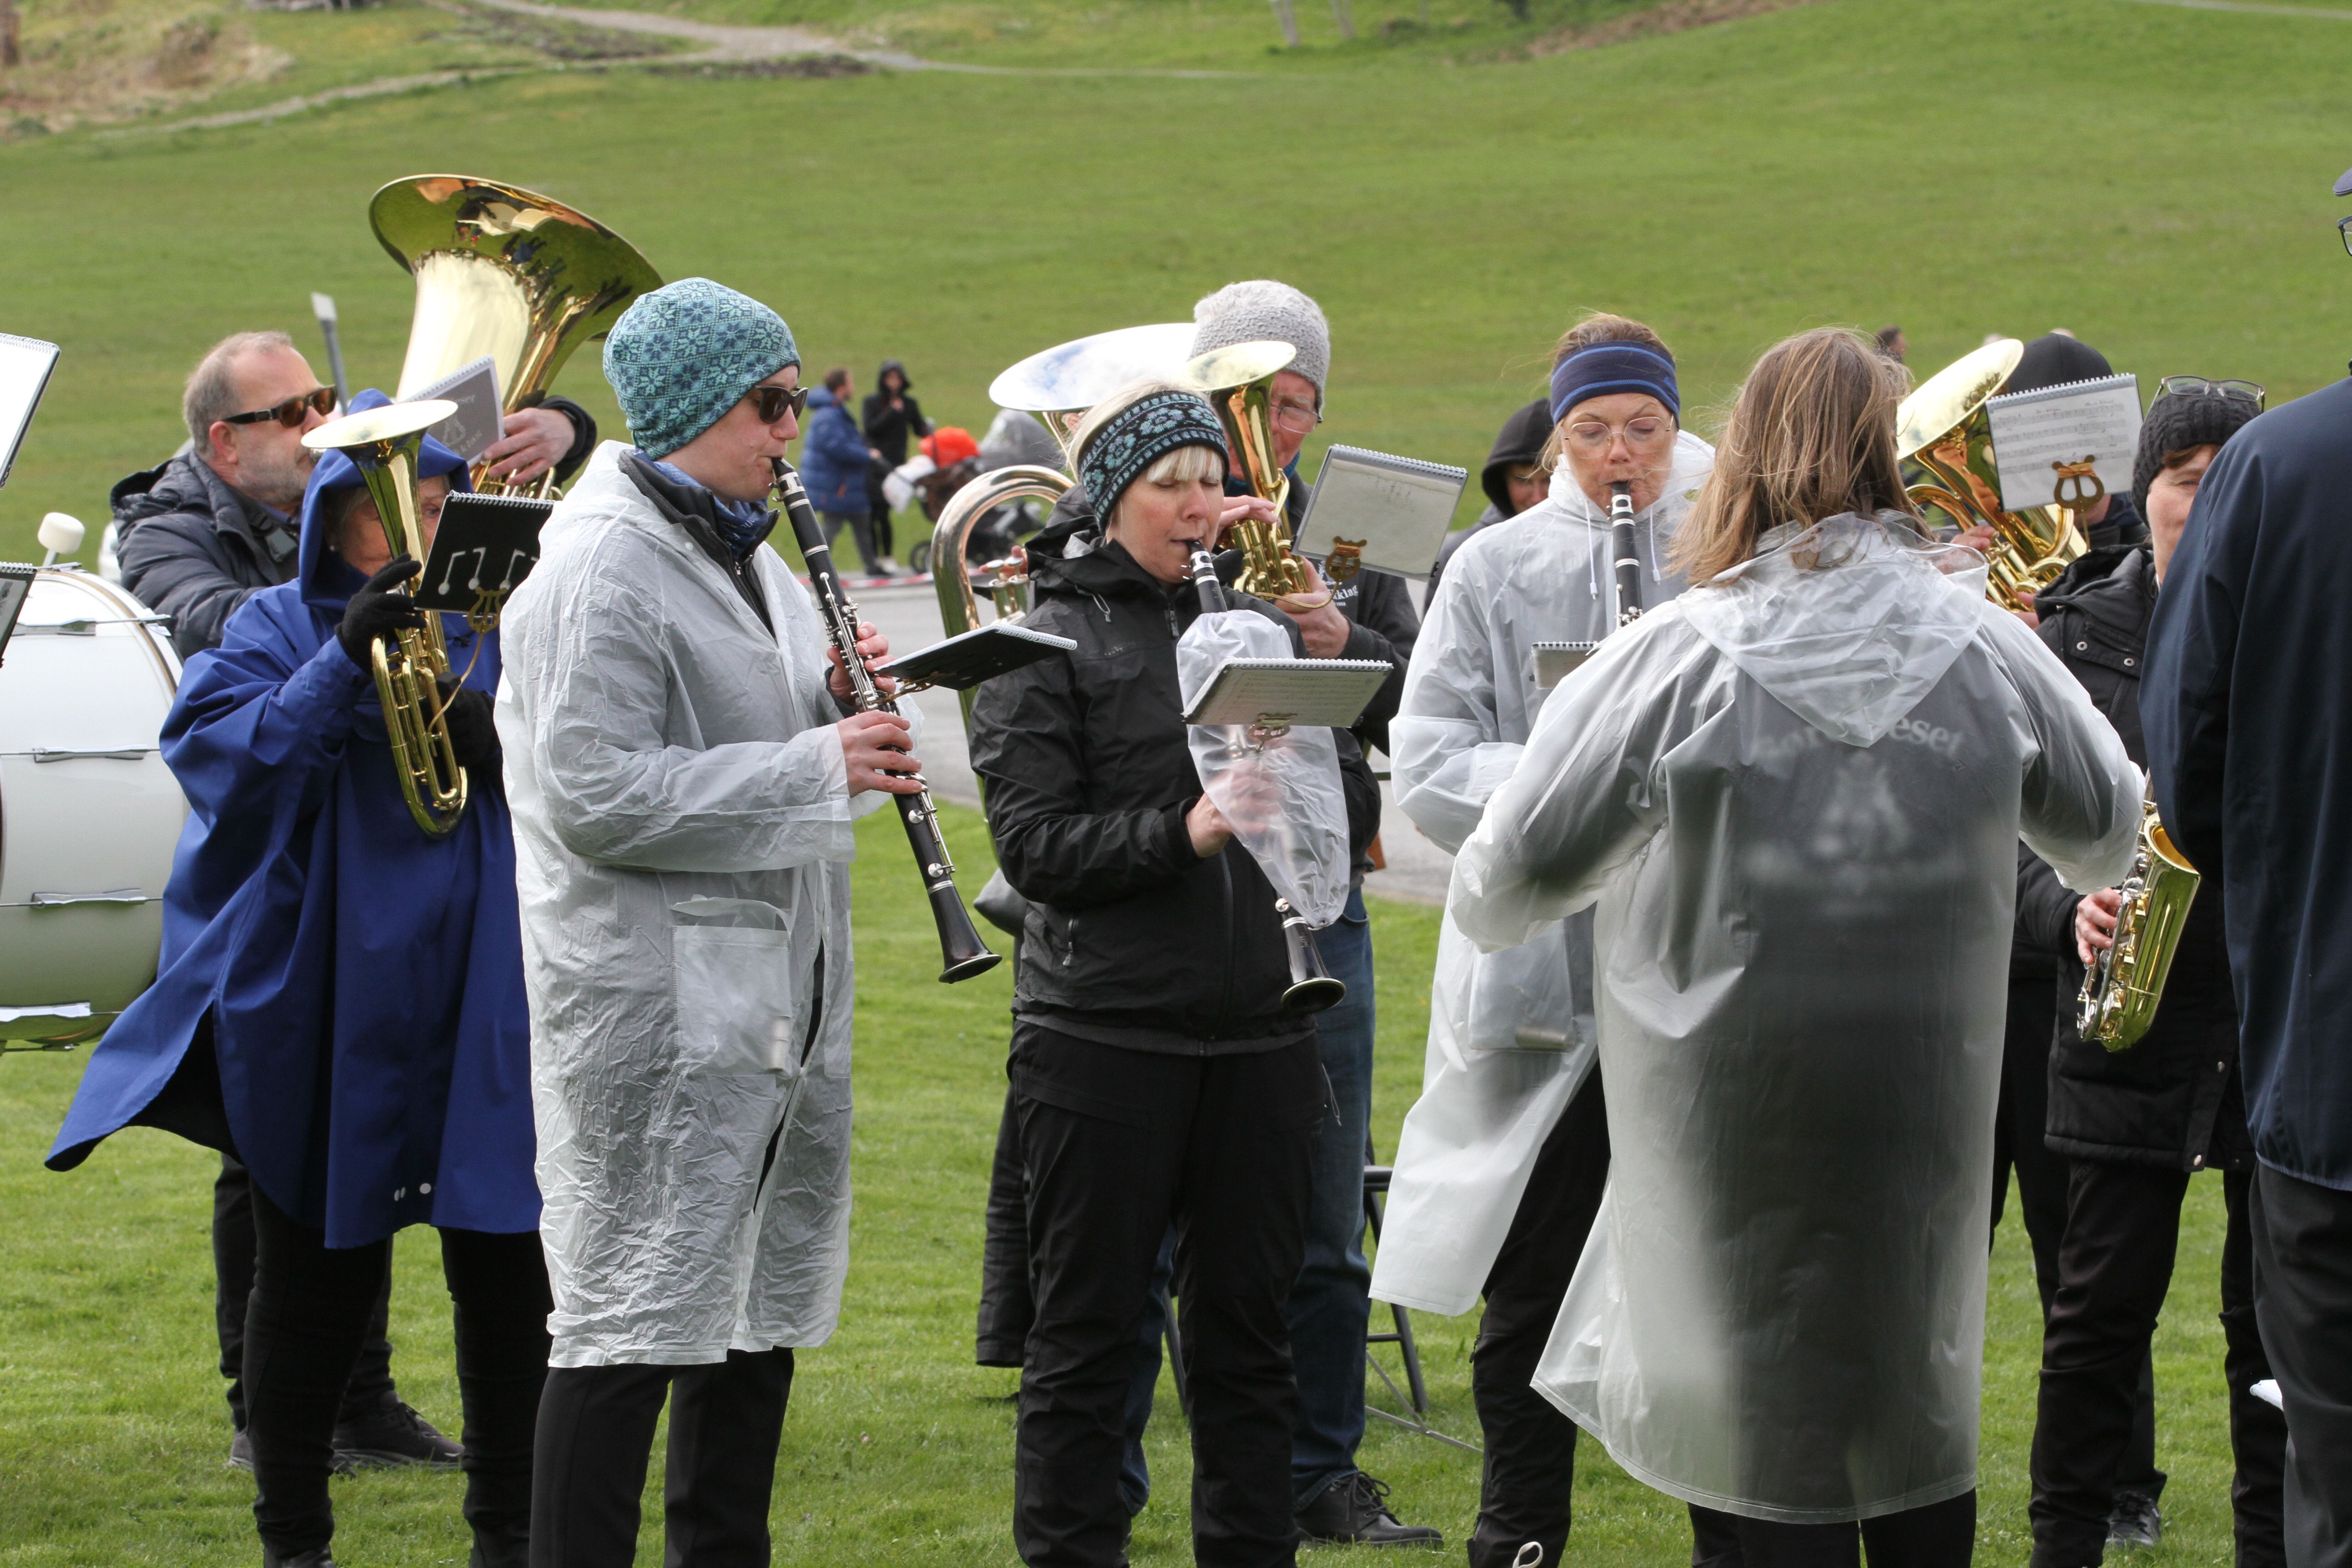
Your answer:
[0,334,62,490]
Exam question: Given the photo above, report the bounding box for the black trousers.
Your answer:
[1688,1492,1976,1568]
[529,1349,794,1568]
[1466,1068,1611,1568]
[1011,1025,1324,1568]
[2030,1162,2283,1568]
[216,1154,397,1431]
[1993,978,2070,1315]
[245,1187,550,1563]
[977,1084,1033,1368]
[2252,1165,2352,1568]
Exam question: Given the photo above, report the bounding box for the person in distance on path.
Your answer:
[496,278,911,1568]
[2142,160,2352,1568]
[1454,326,2137,1568]
[1372,310,1713,1568]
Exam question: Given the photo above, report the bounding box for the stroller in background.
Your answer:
[894,409,1061,578]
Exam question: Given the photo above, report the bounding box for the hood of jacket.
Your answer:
[874,358,910,392]
[113,449,299,561]
[807,386,843,415]
[296,389,473,617]
[1678,510,1992,748]
[1480,397,1555,515]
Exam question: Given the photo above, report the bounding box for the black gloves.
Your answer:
[436,677,500,773]
[338,558,424,669]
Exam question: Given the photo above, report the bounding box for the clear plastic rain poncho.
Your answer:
[1370,434,1712,1315]
[1177,608,1351,928]
[495,443,909,1367]
[1448,511,2139,1520]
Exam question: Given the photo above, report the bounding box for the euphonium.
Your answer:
[2078,798,2202,1050]
[302,401,470,838]
[1896,338,2087,614]
[1188,340,1320,603]
[371,175,662,498]
[930,465,1072,732]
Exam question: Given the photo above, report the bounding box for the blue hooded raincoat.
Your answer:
[49,392,539,1249]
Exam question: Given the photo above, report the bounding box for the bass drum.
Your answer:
[0,569,186,1049]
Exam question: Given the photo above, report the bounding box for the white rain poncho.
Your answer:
[1177,608,1352,927]
[1449,511,2138,1520]
[495,443,908,1367]
[1371,433,1712,1315]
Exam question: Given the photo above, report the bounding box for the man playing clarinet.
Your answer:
[495,277,913,1568]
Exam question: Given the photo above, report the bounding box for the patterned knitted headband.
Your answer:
[1549,341,1680,423]
[1078,391,1229,525]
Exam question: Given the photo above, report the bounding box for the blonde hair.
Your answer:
[1669,327,1916,585]
[1535,312,1678,472]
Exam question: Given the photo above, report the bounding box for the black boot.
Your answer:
[331,1399,462,1469]
[1295,1471,1445,1548]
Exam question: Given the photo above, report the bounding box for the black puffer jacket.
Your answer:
[971,517,1354,1055]
[113,452,301,658]
[2016,543,2250,1171]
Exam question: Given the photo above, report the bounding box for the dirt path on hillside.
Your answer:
[461,0,926,68]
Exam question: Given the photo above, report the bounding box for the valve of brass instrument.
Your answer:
[1186,339,1319,604]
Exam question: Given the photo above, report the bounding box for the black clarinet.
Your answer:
[1609,479,1644,627]
[1188,548,1347,1014]
[772,458,1001,984]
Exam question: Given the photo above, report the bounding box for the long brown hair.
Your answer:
[1670,327,1915,585]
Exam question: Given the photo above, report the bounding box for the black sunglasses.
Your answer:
[2155,376,2266,411]
[221,387,336,428]
[746,384,809,424]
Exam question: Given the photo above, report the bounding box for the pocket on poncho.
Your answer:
[671,915,807,1079]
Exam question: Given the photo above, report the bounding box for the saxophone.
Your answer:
[2076,798,2201,1051]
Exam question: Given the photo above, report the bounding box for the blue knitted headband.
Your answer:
[1079,391,1228,526]
[1549,342,1680,423]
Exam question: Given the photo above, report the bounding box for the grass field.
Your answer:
[0,0,2327,1561]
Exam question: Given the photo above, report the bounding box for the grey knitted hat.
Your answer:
[1190,280,1331,402]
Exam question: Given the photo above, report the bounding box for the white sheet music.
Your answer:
[1986,373,2142,514]
[0,334,62,490]
[404,356,503,465]
[1181,657,1389,728]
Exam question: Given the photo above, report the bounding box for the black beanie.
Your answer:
[2133,392,2259,513]
[1481,397,1555,514]
[2007,333,2114,395]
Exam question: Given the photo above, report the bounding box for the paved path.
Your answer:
[855,578,1452,907]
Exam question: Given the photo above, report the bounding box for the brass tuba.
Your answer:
[1187,339,1318,603]
[1896,338,2087,614]
[302,401,470,838]
[371,175,662,496]
[2078,797,2202,1051]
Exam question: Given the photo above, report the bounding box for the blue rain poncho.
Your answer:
[49,393,537,1248]
[1454,512,2139,1520]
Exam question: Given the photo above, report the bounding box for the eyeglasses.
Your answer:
[221,387,335,428]
[747,384,810,424]
[1270,399,1321,435]
[2339,214,2352,259]
[2155,376,2266,410]
[1563,416,1672,454]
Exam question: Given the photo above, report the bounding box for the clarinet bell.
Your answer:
[931,883,1004,984]
[1278,899,1347,1013]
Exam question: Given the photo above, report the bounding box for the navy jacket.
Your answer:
[51,393,537,1245]
[797,388,869,515]
[2144,375,2352,1189]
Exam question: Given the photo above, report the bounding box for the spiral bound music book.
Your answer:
[1182,657,1390,729]
[877,622,1078,693]
[1531,642,1598,689]
[414,493,554,617]
[1295,445,1470,583]
[0,334,61,491]
[0,563,34,665]
[1984,372,2141,514]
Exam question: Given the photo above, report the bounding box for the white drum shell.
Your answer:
[0,570,185,1047]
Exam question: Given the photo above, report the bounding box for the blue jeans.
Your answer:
[1120,888,1377,1514]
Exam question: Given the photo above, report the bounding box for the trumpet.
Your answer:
[2078,798,2201,1050]
[771,458,1002,984]
[1187,546,1346,1014]
[1188,340,1320,603]
[302,401,470,838]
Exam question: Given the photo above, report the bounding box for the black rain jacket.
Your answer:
[114,452,301,659]
[862,362,932,468]
[2016,543,2250,1172]
[970,514,1368,1054]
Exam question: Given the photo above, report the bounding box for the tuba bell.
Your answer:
[371,175,662,497]
[1187,339,1318,603]
[2077,797,2201,1051]
[302,400,470,838]
[929,465,1073,733]
[1896,338,2087,614]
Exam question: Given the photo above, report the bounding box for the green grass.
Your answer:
[5,0,2350,562]
[0,0,2317,1558]
[0,805,2252,1566]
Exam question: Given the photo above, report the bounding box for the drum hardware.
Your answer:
[37,511,82,567]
